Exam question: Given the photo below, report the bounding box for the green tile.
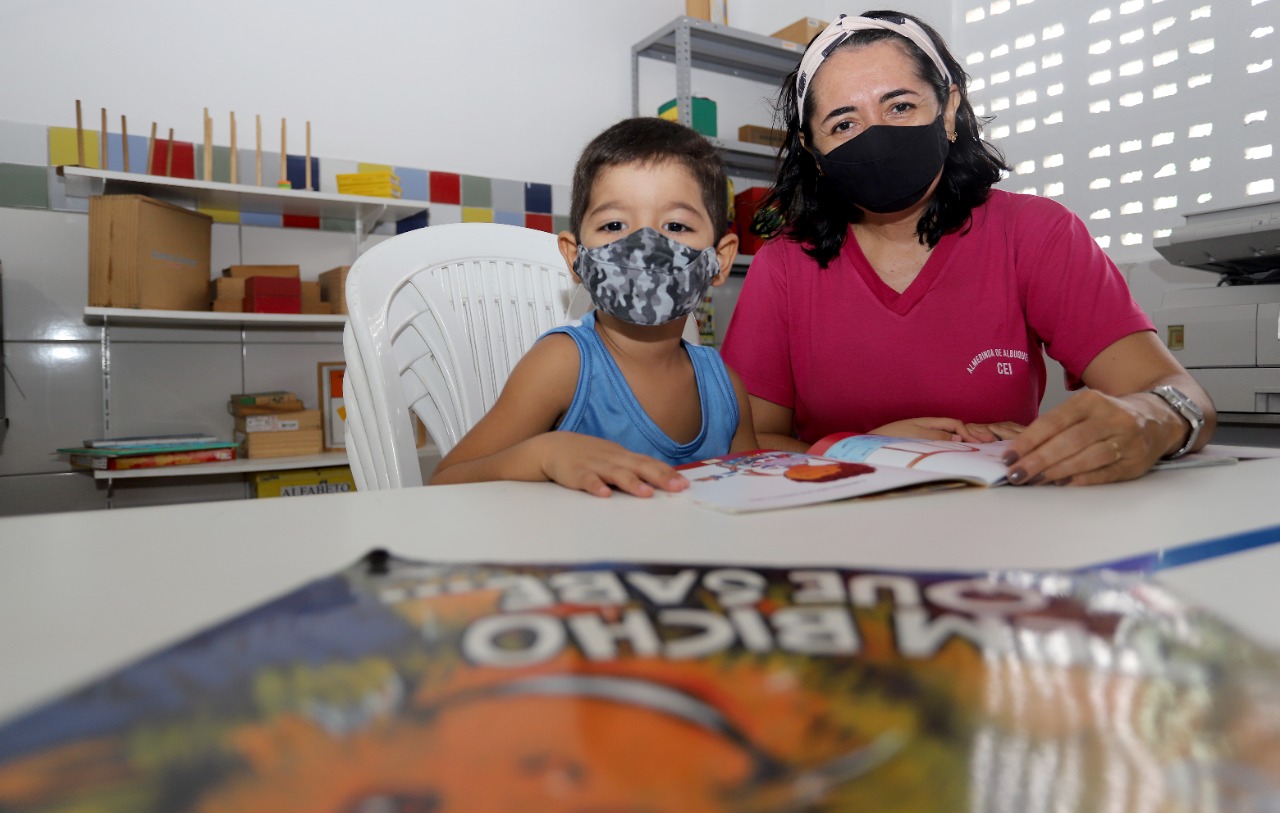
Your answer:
[0,163,51,209]
[321,217,355,233]
[461,174,492,207]
[213,146,232,183]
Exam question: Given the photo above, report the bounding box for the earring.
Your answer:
[947,130,958,143]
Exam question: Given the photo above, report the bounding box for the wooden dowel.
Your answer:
[279,117,287,188]
[165,127,174,176]
[230,112,238,184]
[147,122,156,175]
[121,115,130,172]
[255,114,262,186]
[75,100,85,167]
[305,120,311,191]
[100,107,107,169]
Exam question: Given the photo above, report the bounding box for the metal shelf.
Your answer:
[58,166,427,228]
[87,451,351,480]
[633,16,803,83]
[632,17,798,182]
[84,307,345,328]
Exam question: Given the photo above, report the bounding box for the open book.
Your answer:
[674,434,1010,514]
[674,433,1238,514]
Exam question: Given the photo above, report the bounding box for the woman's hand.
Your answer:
[1000,390,1184,486]
[869,417,1025,443]
[536,433,689,498]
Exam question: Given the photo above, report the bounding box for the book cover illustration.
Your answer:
[1,552,1278,812]
[674,445,1005,513]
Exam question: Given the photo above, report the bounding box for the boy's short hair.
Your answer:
[569,117,730,241]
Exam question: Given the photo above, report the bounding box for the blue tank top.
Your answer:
[543,311,739,467]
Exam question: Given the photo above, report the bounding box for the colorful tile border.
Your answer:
[0,119,574,239]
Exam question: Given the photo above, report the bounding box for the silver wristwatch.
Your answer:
[1149,385,1204,459]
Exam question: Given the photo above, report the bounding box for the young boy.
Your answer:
[429,117,757,498]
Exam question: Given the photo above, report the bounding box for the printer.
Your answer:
[1153,200,1280,423]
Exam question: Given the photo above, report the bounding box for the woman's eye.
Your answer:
[891,102,916,115]
[831,120,857,136]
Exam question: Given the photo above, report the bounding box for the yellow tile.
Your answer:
[199,206,240,224]
[357,162,394,174]
[462,207,494,223]
[49,126,100,168]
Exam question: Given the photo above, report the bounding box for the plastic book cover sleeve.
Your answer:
[1,551,1278,811]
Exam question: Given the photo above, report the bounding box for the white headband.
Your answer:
[796,14,953,117]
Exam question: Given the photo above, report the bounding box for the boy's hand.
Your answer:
[537,433,688,498]
[870,418,1025,443]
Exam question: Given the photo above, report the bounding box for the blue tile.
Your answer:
[494,210,523,226]
[394,167,428,202]
[241,212,283,228]
[525,182,552,213]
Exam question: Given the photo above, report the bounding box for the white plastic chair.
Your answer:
[342,222,704,491]
[342,223,578,490]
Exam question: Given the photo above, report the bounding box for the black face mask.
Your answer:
[814,115,949,214]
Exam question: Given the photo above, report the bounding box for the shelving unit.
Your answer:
[63,170,425,499]
[631,16,800,181]
[59,166,428,255]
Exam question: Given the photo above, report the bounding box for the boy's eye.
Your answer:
[664,222,692,233]
[601,221,625,232]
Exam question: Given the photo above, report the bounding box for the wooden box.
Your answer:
[88,195,212,310]
[771,17,828,45]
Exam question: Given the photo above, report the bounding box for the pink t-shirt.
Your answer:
[719,190,1154,443]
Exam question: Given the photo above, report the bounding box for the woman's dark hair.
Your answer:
[568,116,730,242]
[764,9,1010,268]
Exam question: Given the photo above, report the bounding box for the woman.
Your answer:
[719,11,1215,486]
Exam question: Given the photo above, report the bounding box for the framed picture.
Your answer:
[317,362,346,451]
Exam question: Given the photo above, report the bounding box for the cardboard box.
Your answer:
[212,298,243,312]
[252,465,356,498]
[222,264,300,279]
[771,17,828,45]
[738,124,786,148]
[211,277,245,300]
[301,280,321,305]
[235,409,322,434]
[301,302,333,315]
[237,428,324,458]
[88,195,212,310]
[685,0,727,24]
[658,97,718,138]
[318,266,351,315]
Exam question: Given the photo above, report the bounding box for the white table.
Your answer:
[1,456,1278,723]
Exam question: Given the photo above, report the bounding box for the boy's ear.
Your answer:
[711,232,739,286]
[557,231,581,283]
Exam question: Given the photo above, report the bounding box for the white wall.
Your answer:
[0,1,948,186]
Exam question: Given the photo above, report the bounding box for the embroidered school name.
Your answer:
[967,348,1028,374]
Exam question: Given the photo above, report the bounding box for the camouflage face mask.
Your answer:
[575,227,719,326]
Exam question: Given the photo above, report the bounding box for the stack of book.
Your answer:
[230,392,324,458]
[60,434,238,471]
[335,172,401,198]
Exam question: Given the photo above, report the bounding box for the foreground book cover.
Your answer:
[1,551,1278,811]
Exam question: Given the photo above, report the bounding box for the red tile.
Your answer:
[429,171,461,204]
[282,214,320,230]
[525,212,554,233]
